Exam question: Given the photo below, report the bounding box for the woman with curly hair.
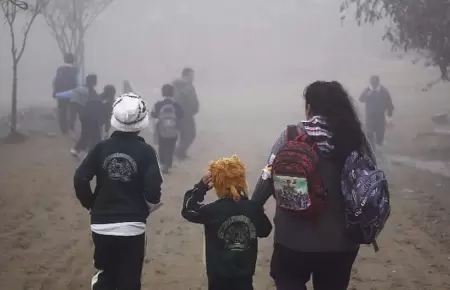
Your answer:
[252,81,368,290]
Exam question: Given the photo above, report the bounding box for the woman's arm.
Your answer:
[251,129,287,204]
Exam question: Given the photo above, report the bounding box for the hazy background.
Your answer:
[2,1,450,289]
[1,0,407,114]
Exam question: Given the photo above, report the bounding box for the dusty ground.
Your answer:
[0,82,450,290]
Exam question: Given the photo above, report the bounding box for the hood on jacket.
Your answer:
[300,115,334,156]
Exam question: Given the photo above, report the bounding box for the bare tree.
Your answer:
[42,0,114,79]
[1,0,47,141]
[341,0,450,85]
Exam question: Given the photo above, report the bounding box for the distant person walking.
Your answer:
[172,67,199,160]
[151,84,184,174]
[52,53,79,135]
[359,75,394,149]
[99,84,117,138]
[67,74,104,157]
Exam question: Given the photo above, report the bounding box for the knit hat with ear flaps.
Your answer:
[110,93,149,132]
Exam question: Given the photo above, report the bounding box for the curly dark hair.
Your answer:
[304,81,367,163]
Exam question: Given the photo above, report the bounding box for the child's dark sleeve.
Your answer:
[143,147,163,205]
[255,204,272,238]
[73,145,100,210]
[181,181,211,224]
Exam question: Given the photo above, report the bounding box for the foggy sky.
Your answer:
[1,0,393,114]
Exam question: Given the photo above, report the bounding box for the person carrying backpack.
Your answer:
[252,81,390,290]
[53,53,80,135]
[151,84,183,174]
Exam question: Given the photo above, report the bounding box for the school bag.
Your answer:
[271,125,327,218]
[157,102,178,138]
[340,146,391,252]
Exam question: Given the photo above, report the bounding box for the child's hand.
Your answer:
[201,172,213,191]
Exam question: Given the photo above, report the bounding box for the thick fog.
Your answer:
[2,1,450,289]
[0,0,395,113]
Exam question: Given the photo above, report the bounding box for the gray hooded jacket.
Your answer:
[172,78,199,118]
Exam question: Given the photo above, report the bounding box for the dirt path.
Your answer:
[1,88,450,290]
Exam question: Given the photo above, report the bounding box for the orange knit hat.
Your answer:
[208,155,248,200]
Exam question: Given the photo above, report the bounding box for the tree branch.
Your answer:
[42,0,115,60]
[342,0,450,82]
[16,5,40,61]
[1,1,18,60]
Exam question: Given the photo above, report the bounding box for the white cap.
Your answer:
[110,93,149,132]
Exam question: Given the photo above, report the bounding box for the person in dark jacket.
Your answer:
[53,53,79,134]
[74,92,163,290]
[99,84,117,137]
[252,81,367,290]
[70,74,102,157]
[151,84,183,174]
[359,75,394,149]
[182,155,272,290]
[172,67,199,160]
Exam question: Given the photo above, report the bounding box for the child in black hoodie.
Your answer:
[74,93,163,290]
[181,155,272,290]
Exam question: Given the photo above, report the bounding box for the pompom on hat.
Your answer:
[110,93,150,132]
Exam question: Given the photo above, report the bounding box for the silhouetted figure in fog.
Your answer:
[100,85,117,137]
[359,75,394,149]
[172,67,199,160]
[70,74,103,157]
[74,93,163,290]
[53,53,79,135]
[56,74,98,134]
[151,84,183,174]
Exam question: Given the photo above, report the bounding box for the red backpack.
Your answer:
[271,125,327,218]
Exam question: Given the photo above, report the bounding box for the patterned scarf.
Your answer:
[300,115,334,155]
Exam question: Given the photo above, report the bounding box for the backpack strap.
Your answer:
[286,125,300,142]
[286,125,308,143]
